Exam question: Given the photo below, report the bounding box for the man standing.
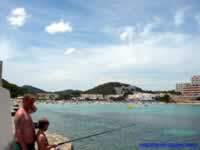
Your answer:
[14,94,37,150]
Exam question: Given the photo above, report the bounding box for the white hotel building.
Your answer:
[192,75,200,85]
[176,83,191,94]
[176,75,200,97]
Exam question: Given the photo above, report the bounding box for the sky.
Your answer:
[1,0,200,91]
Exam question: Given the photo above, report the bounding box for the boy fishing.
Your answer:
[36,118,57,150]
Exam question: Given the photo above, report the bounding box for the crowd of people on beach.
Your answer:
[13,94,58,150]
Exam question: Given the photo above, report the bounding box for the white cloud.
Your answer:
[140,16,161,37]
[6,29,200,91]
[120,26,135,42]
[7,8,29,27]
[120,31,129,41]
[4,17,200,91]
[120,17,161,42]
[64,48,76,55]
[195,14,200,25]
[45,20,72,34]
[174,8,188,26]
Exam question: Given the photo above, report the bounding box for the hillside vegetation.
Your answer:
[85,82,142,95]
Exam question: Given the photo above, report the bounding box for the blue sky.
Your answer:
[1,0,200,91]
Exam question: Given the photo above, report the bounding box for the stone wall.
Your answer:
[0,61,14,149]
[45,131,73,150]
[0,87,13,149]
[0,61,2,87]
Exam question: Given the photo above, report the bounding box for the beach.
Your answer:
[34,99,200,105]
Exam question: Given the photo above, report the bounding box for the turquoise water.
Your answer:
[33,104,200,150]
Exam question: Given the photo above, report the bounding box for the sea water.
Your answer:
[32,104,200,150]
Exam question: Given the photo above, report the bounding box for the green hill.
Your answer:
[55,89,82,99]
[2,79,46,98]
[55,89,82,95]
[2,80,142,99]
[85,82,142,95]
[2,79,27,98]
[22,85,46,94]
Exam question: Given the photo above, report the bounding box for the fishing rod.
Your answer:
[57,123,136,146]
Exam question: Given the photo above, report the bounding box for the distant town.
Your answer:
[1,61,200,104]
[9,75,200,105]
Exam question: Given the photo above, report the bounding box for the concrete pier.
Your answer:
[0,61,2,86]
[0,61,13,149]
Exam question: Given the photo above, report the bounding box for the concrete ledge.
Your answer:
[45,131,73,150]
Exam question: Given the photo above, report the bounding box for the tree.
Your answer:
[156,94,170,103]
[196,97,200,101]
[2,79,27,98]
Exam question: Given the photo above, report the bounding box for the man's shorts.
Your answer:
[14,142,35,150]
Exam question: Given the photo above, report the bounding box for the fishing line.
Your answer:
[57,123,136,146]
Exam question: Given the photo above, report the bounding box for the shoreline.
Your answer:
[34,100,200,105]
[45,131,72,150]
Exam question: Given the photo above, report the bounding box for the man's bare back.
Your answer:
[14,94,37,150]
[15,108,36,144]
